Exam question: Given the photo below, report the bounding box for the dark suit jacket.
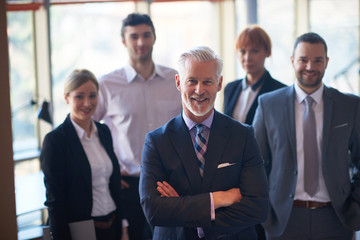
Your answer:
[253,85,360,237]
[139,111,269,240]
[224,70,286,124]
[40,115,122,239]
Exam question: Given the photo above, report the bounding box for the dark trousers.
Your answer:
[267,206,354,240]
[182,226,257,240]
[121,176,153,240]
[255,224,266,240]
[93,211,122,240]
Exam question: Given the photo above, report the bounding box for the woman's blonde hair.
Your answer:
[64,69,99,96]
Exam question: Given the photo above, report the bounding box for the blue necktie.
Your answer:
[195,124,207,177]
[303,96,319,197]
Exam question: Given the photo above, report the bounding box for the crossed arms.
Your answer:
[157,181,242,210]
[139,125,269,235]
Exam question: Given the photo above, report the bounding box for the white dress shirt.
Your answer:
[71,119,117,217]
[294,83,331,202]
[233,77,263,123]
[93,63,182,176]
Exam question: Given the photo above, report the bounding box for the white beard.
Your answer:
[183,97,213,117]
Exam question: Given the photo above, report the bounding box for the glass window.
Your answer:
[150,1,219,69]
[234,0,295,86]
[50,2,135,126]
[310,0,359,94]
[234,0,249,78]
[7,11,45,237]
[7,11,38,156]
[258,0,295,86]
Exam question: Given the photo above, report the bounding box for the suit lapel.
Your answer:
[321,86,333,161]
[228,81,243,116]
[257,71,273,96]
[285,87,297,161]
[97,123,114,163]
[63,116,92,192]
[169,115,202,193]
[168,112,231,193]
[246,72,271,124]
[202,111,229,192]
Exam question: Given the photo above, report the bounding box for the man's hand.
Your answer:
[157,181,179,197]
[121,227,129,240]
[121,179,130,190]
[213,188,242,209]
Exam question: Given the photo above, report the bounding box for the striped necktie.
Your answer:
[194,124,207,177]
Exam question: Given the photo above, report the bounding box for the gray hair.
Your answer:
[177,46,223,80]
[64,69,99,96]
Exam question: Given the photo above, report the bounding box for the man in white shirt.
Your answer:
[93,13,182,240]
[253,32,360,239]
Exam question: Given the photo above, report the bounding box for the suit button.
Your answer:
[294,170,297,175]
[289,194,294,198]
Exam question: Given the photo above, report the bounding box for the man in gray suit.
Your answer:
[253,32,360,239]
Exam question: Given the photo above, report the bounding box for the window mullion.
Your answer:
[34,3,53,148]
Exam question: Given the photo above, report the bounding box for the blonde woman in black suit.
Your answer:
[41,69,122,240]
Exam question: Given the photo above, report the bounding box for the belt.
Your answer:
[293,200,331,209]
[94,213,116,229]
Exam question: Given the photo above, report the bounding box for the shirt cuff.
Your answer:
[210,192,215,220]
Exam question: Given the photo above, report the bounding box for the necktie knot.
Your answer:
[196,124,204,134]
[305,96,315,108]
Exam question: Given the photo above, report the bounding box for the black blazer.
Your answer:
[224,70,286,124]
[40,115,122,239]
[139,111,269,239]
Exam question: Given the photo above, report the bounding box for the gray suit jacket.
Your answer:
[139,111,269,239]
[253,85,360,237]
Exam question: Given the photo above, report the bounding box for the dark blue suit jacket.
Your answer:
[253,85,360,237]
[224,70,286,124]
[40,115,122,239]
[139,111,269,240]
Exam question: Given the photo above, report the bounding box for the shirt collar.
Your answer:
[243,70,267,91]
[124,63,138,83]
[182,110,214,131]
[124,62,166,83]
[153,64,167,79]
[70,118,97,139]
[294,82,324,104]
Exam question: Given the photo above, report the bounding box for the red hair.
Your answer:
[235,25,272,56]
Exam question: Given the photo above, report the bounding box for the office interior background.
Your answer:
[1,0,359,239]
